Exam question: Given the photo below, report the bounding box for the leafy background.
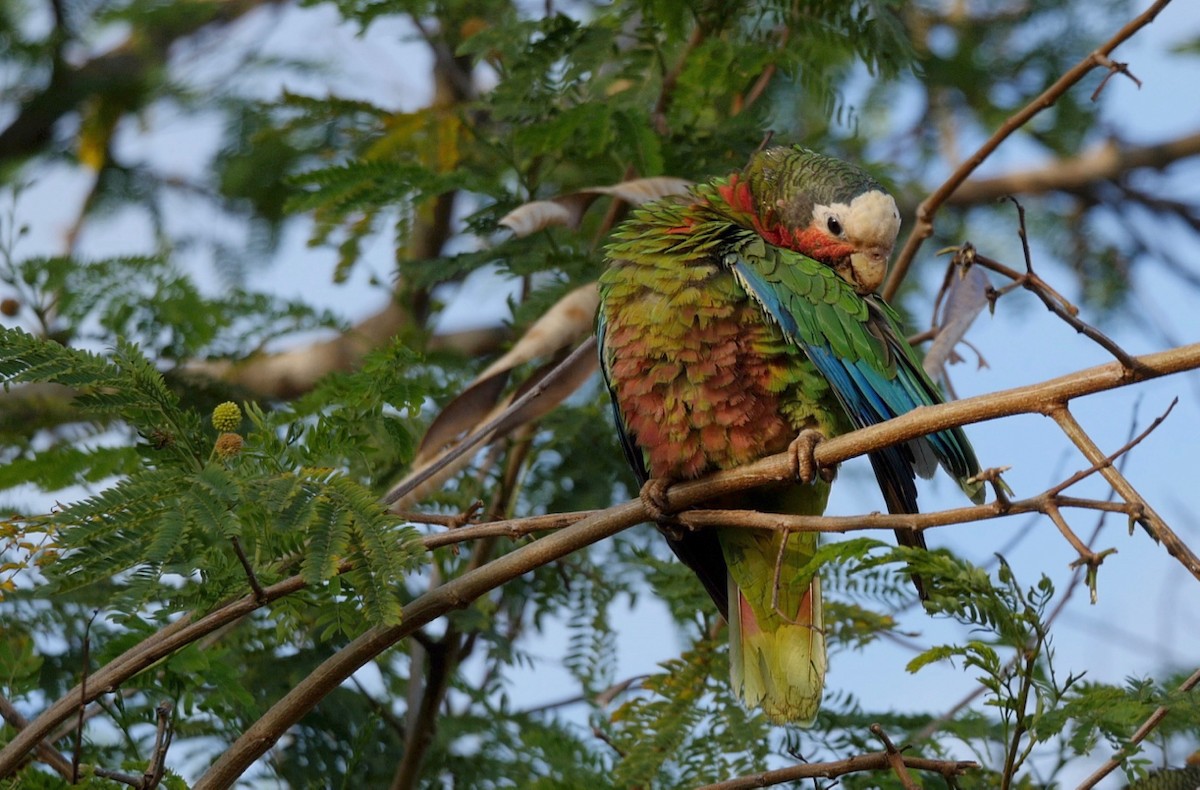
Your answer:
[2,0,1200,787]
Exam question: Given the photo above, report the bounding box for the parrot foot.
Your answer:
[789,429,836,485]
[639,477,677,523]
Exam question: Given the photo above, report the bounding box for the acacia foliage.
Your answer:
[2,1,1200,788]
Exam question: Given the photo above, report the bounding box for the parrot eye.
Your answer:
[826,216,844,236]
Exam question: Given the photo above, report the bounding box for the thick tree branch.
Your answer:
[0,694,72,779]
[192,342,1200,787]
[947,131,1200,205]
[883,0,1175,300]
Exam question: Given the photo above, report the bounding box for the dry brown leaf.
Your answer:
[580,176,693,205]
[478,284,598,380]
[414,369,511,464]
[414,284,599,465]
[924,265,991,380]
[498,199,580,237]
[497,177,693,238]
[490,349,600,440]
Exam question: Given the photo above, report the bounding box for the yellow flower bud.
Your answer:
[212,402,242,432]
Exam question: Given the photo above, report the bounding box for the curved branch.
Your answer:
[194,341,1200,787]
[192,498,647,788]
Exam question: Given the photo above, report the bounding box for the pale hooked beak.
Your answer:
[847,247,892,294]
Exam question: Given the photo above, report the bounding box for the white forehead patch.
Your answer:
[813,191,901,249]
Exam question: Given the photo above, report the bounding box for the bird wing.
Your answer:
[724,232,983,508]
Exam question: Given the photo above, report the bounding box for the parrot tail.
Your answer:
[726,572,826,725]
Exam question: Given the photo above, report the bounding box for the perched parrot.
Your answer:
[597,146,985,724]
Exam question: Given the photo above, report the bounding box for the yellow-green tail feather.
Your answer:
[719,482,829,725]
[727,570,825,724]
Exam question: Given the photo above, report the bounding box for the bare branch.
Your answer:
[1048,406,1191,571]
[191,496,650,788]
[0,694,72,779]
[142,701,173,790]
[963,244,1144,372]
[884,0,1175,299]
[229,536,265,602]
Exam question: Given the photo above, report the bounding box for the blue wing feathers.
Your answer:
[731,253,981,505]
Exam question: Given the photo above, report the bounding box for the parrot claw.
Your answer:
[789,429,836,485]
[639,477,677,522]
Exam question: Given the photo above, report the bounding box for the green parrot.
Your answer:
[597,146,985,724]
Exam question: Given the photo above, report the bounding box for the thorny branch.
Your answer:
[883,0,1174,299]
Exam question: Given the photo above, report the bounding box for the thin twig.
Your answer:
[229,536,265,602]
[999,643,1039,790]
[521,675,647,715]
[72,609,99,783]
[1046,399,1177,498]
[652,26,705,135]
[961,241,1143,373]
[1049,405,1197,573]
[142,701,173,789]
[1090,54,1143,100]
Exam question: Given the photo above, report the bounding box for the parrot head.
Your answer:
[741,146,901,295]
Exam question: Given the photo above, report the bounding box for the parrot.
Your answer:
[596,145,986,724]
